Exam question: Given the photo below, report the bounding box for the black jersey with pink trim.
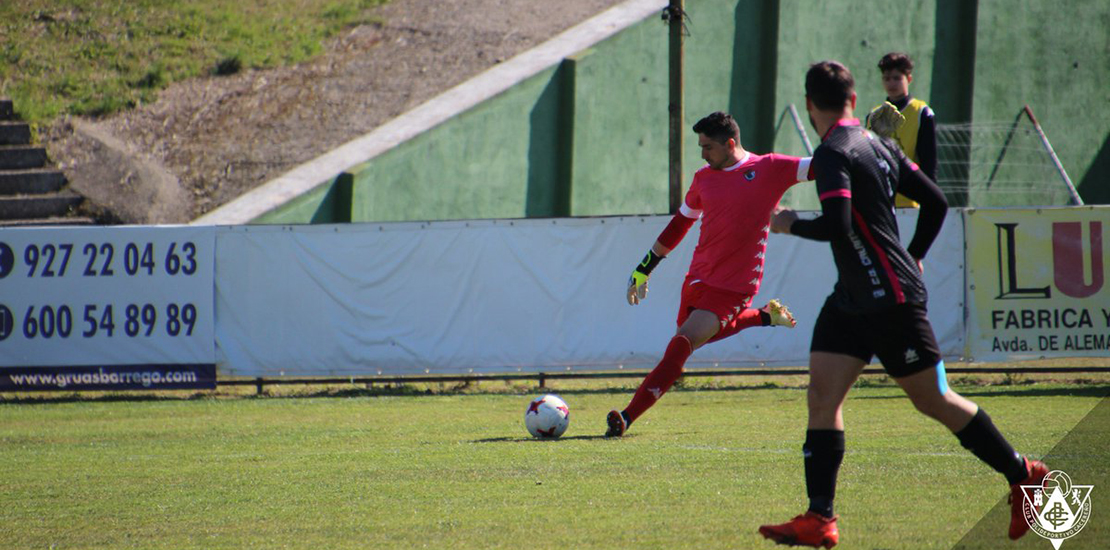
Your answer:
[804,119,929,312]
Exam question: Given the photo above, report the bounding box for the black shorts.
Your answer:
[810,296,942,377]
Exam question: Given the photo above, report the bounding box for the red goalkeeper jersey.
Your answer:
[680,152,811,295]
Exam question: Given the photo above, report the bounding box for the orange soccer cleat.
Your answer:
[1009,457,1049,540]
[759,511,839,548]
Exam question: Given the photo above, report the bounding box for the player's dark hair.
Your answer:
[692,111,740,145]
[806,61,855,111]
[878,52,914,75]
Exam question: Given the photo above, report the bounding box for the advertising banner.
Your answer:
[0,226,217,390]
[213,212,965,377]
[964,207,1110,361]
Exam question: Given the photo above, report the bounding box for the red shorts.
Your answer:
[677,279,756,343]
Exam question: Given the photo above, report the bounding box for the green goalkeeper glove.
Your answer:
[867,101,905,139]
[627,249,664,305]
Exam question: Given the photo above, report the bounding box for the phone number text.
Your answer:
[18,241,198,278]
[2,303,199,340]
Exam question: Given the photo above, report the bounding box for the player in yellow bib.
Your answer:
[866,52,937,208]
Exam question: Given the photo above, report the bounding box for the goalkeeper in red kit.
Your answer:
[605,111,811,438]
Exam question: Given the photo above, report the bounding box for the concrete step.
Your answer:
[0,192,84,220]
[0,168,66,195]
[0,215,97,227]
[0,145,48,170]
[0,121,31,146]
[0,99,12,120]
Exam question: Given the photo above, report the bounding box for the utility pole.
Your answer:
[665,1,685,214]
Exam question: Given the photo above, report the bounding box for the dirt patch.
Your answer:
[42,0,629,224]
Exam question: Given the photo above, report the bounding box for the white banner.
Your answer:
[0,226,216,369]
[214,212,965,377]
[764,209,966,363]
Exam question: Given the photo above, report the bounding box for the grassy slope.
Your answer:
[0,0,386,124]
[1,383,1106,549]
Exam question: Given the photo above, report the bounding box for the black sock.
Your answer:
[759,310,772,325]
[804,429,845,518]
[955,408,1027,484]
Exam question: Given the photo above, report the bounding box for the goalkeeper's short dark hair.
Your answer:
[806,60,855,111]
[692,111,740,145]
[878,52,914,75]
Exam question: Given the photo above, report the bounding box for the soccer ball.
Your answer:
[524,394,570,438]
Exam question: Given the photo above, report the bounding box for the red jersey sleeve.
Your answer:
[679,171,703,219]
[769,153,813,189]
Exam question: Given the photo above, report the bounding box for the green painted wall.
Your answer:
[569,0,770,216]
[348,66,562,222]
[254,174,349,224]
[973,0,1110,204]
[774,0,937,135]
[727,0,780,155]
[255,0,1109,224]
[773,0,937,209]
[566,24,669,215]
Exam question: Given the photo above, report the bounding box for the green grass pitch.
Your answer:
[1,381,1107,549]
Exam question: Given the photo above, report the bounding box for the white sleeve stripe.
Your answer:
[797,157,813,182]
[679,202,702,219]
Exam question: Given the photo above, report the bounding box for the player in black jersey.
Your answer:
[757,61,1048,549]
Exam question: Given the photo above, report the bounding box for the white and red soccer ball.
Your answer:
[525,394,570,438]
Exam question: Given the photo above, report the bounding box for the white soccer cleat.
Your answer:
[764,299,797,328]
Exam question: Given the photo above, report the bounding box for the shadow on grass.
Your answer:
[276,385,651,399]
[853,385,1110,400]
[472,434,620,443]
[0,391,216,406]
[1,382,805,405]
[4,381,1105,405]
